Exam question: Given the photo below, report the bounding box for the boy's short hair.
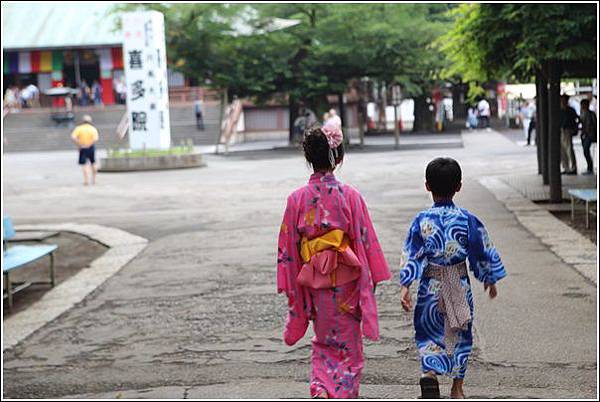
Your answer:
[426,157,462,198]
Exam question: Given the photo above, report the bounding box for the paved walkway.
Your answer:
[3,129,597,398]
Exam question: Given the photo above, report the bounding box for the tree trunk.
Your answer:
[288,95,298,145]
[338,92,348,133]
[536,70,549,183]
[547,61,562,202]
[535,73,542,175]
[413,94,433,133]
[357,95,366,146]
[394,103,400,149]
[376,82,385,131]
[452,82,467,120]
[215,88,228,154]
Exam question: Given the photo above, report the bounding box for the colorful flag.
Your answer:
[40,51,52,72]
[31,51,41,73]
[111,47,124,69]
[51,50,63,71]
[8,52,18,74]
[18,51,31,73]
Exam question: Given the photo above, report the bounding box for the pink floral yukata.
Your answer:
[277,171,391,398]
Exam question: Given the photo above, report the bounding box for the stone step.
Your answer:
[3,104,222,152]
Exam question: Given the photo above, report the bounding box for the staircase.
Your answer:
[3,102,221,152]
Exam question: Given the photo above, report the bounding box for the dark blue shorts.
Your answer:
[78,145,96,165]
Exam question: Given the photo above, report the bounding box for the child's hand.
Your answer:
[484,283,498,299]
[400,285,412,312]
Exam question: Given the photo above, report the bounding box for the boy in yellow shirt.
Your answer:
[71,115,99,185]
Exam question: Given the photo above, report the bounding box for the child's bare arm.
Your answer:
[400,285,412,311]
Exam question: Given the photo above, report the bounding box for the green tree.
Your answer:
[114,3,454,134]
[439,3,596,98]
[439,3,596,202]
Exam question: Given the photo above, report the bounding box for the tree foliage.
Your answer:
[113,3,453,110]
[439,3,596,97]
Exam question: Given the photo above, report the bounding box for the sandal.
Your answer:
[312,391,329,399]
[420,375,441,399]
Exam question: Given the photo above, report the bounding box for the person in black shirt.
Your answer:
[580,98,597,175]
[559,95,579,175]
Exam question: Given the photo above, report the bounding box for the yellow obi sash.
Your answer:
[300,229,349,262]
[298,229,361,289]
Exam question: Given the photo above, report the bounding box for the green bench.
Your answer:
[3,217,58,311]
[567,189,597,229]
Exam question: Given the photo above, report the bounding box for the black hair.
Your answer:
[302,126,344,171]
[561,94,570,102]
[580,99,590,108]
[425,157,462,198]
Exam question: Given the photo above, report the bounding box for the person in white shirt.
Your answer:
[477,98,490,128]
[19,84,39,108]
[520,100,536,145]
[194,97,204,130]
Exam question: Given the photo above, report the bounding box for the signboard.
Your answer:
[122,11,171,150]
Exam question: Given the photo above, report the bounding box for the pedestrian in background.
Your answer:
[466,105,478,129]
[114,78,126,105]
[477,98,491,128]
[79,81,91,106]
[4,86,19,112]
[92,80,103,105]
[304,107,317,129]
[521,100,536,146]
[579,98,597,175]
[399,157,506,399]
[70,115,99,186]
[325,108,342,129]
[559,95,579,175]
[194,97,204,130]
[277,122,391,398]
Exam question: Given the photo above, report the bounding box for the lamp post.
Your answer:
[392,84,402,149]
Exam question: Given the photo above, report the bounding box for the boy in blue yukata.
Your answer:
[399,157,507,399]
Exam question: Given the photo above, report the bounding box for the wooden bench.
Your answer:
[567,189,597,229]
[3,217,58,311]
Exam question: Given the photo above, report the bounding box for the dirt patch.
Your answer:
[3,232,108,317]
[550,209,597,245]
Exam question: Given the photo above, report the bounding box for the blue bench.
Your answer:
[567,189,597,229]
[3,217,57,311]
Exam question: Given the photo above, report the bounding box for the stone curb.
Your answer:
[2,223,148,351]
[99,153,206,172]
[479,176,597,285]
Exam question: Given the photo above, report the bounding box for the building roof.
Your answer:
[2,3,122,51]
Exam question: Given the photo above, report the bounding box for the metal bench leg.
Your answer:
[5,272,13,312]
[50,252,56,287]
[586,201,590,229]
[571,196,575,221]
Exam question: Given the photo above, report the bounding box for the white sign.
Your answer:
[122,11,171,150]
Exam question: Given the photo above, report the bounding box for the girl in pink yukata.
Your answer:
[277,122,391,399]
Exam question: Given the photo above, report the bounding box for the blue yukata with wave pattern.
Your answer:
[399,200,507,379]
